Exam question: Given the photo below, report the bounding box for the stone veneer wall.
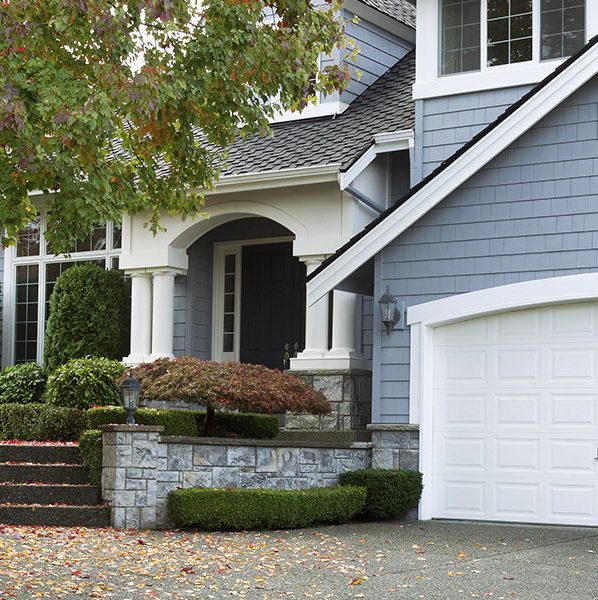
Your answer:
[285,370,372,431]
[369,425,420,471]
[100,425,373,529]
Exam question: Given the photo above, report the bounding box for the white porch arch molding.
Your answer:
[407,272,598,521]
[120,193,370,367]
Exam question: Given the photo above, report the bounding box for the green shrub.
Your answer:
[45,356,125,410]
[86,407,279,439]
[44,264,129,372]
[0,363,46,404]
[168,486,366,530]
[197,412,279,439]
[86,406,198,436]
[0,403,86,441]
[128,357,329,435]
[339,469,423,519]
[79,429,102,485]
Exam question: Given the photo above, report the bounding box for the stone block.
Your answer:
[212,467,240,488]
[132,441,158,468]
[298,414,321,430]
[126,479,146,491]
[125,507,141,529]
[372,431,412,449]
[410,432,420,450]
[397,449,419,472]
[135,491,148,507]
[256,448,277,473]
[156,457,167,471]
[319,449,335,473]
[340,415,353,430]
[114,445,133,467]
[333,448,353,459]
[102,448,116,468]
[299,463,318,473]
[227,446,256,467]
[372,448,395,470]
[299,449,318,464]
[157,481,179,499]
[238,472,270,489]
[157,471,181,483]
[277,449,299,477]
[113,490,136,507]
[318,413,338,431]
[194,445,226,466]
[182,469,213,488]
[312,375,344,403]
[286,478,309,490]
[335,458,353,471]
[126,468,144,479]
[350,452,368,471]
[111,507,126,529]
[102,432,117,446]
[167,445,193,470]
[140,507,157,529]
[157,443,168,458]
[306,473,325,487]
[115,432,132,445]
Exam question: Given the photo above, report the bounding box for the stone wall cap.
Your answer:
[366,424,419,431]
[99,424,165,432]
[160,435,367,449]
[285,369,372,376]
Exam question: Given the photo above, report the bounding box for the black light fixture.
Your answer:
[120,374,142,425]
[378,287,400,335]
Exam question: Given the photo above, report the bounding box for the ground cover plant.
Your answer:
[128,357,329,435]
[339,469,423,519]
[168,486,367,530]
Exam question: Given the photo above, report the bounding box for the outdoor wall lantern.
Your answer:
[120,375,142,425]
[378,287,405,334]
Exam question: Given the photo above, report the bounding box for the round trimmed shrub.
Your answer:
[43,264,130,372]
[45,356,126,410]
[0,362,46,404]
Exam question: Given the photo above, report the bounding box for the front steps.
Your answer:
[0,443,110,527]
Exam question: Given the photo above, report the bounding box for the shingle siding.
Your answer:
[412,86,532,184]
[342,12,413,104]
[376,74,598,423]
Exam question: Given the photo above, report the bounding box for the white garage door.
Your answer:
[433,301,598,526]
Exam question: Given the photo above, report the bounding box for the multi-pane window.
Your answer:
[439,0,586,75]
[541,0,586,60]
[10,214,122,364]
[222,254,236,353]
[440,0,481,75]
[487,0,533,66]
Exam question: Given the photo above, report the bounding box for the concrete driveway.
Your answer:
[0,520,596,599]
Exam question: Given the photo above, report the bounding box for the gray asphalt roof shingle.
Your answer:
[219,50,415,177]
[357,0,416,28]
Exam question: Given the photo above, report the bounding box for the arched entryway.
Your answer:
[185,217,306,370]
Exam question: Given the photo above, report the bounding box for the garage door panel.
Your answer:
[432,301,598,527]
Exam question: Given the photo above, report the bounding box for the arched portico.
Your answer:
[121,185,373,369]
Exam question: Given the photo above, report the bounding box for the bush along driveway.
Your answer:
[0,520,596,599]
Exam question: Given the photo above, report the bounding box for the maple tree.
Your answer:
[0,0,349,253]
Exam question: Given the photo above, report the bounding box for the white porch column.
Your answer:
[293,257,329,361]
[329,290,358,357]
[150,270,176,359]
[124,272,153,364]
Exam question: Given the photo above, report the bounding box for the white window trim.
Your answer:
[211,236,294,363]
[415,0,597,100]
[2,211,122,367]
[406,272,598,520]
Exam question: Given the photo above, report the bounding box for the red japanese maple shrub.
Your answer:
[126,357,330,435]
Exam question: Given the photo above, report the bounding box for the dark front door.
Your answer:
[240,242,305,370]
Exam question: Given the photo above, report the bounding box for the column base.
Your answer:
[148,352,175,361]
[122,354,150,366]
[289,354,369,370]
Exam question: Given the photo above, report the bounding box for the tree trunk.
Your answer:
[203,405,215,436]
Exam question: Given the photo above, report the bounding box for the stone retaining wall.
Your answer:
[100,425,373,529]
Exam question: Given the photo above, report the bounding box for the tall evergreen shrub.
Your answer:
[44,264,129,372]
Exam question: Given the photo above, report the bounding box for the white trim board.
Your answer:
[406,272,598,520]
[307,38,598,307]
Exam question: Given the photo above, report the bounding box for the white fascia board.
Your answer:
[339,129,413,190]
[344,0,415,43]
[307,41,598,307]
[271,101,349,124]
[210,163,342,195]
[407,272,598,327]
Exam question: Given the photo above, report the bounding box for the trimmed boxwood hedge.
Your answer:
[86,407,279,439]
[339,469,423,519]
[79,429,102,485]
[168,486,367,530]
[0,403,86,441]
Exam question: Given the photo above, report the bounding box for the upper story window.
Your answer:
[440,0,586,76]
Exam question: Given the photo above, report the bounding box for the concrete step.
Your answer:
[0,444,80,465]
[0,463,89,485]
[0,483,101,506]
[0,504,110,527]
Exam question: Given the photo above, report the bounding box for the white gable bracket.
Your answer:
[307,40,598,307]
